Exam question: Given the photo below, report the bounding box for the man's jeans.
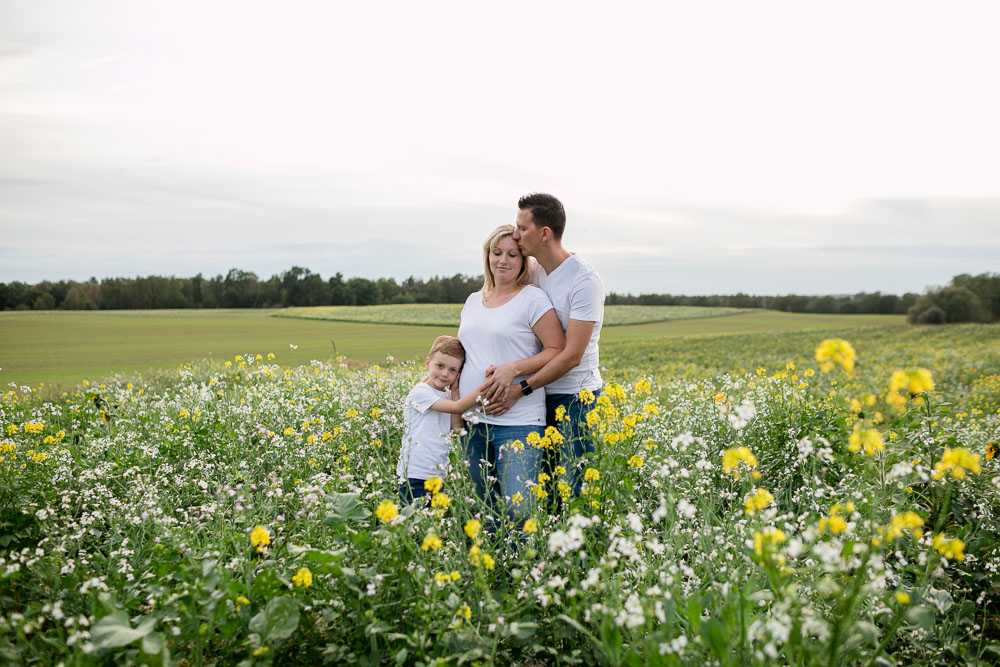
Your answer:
[546,390,601,496]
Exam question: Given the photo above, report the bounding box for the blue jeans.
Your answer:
[465,423,544,525]
[399,478,430,504]
[546,390,601,496]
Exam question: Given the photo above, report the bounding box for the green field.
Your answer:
[278,304,754,326]
[0,308,904,390]
[1,308,903,391]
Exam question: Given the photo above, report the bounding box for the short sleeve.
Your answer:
[406,383,443,414]
[526,287,555,327]
[569,272,604,323]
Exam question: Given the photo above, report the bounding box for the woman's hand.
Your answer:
[479,363,518,403]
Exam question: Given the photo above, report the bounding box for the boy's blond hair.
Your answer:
[428,335,465,362]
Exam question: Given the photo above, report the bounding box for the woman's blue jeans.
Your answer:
[464,422,544,525]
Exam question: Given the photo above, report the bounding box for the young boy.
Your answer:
[396,335,481,503]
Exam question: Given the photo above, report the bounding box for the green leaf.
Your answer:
[91,611,155,649]
[251,567,285,601]
[323,492,371,525]
[141,631,164,655]
[699,618,726,658]
[249,596,300,641]
[905,605,935,631]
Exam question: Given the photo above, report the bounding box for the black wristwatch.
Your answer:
[519,380,533,396]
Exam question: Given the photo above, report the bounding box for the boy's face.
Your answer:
[425,351,462,391]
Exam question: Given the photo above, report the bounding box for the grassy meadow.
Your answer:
[0,308,902,391]
[1,307,998,665]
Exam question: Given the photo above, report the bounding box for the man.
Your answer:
[482,192,604,495]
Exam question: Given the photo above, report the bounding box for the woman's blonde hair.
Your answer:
[482,224,531,292]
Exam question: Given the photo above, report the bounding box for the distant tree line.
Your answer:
[2,269,995,321]
[906,273,1000,324]
[605,291,919,315]
[0,268,482,310]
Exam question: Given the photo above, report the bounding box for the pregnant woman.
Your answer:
[459,225,564,526]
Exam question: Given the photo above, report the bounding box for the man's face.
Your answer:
[513,209,542,257]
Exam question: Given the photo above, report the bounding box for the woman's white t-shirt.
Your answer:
[458,286,554,426]
[395,382,451,480]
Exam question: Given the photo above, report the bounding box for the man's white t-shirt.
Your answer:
[395,382,452,480]
[458,286,554,426]
[531,254,604,394]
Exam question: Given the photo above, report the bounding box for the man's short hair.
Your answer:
[518,192,566,240]
[428,335,465,362]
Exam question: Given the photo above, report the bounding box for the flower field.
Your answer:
[1,324,999,665]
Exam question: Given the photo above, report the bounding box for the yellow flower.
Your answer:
[421,534,443,551]
[537,472,551,484]
[526,431,542,448]
[627,455,643,470]
[292,567,313,587]
[464,520,481,539]
[931,447,981,480]
[253,646,269,656]
[643,402,659,416]
[457,604,472,620]
[753,527,787,557]
[578,388,595,405]
[424,477,443,495]
[606,383,626,401]
[481,554,495,571]
[375,500,398,523]
[430,493,451,509]
[553,465,566,476]
[847,426,885,456]
[345,408,359,420]
[545,426,564,446]
[722,446,758,479]
[815,338,857,373]
[744,488,774,515]
[987,443,997,460]
[434,572,452,584]
[584,468,600,482]
[523,518,538,534]
[450,570,461,581]
[884,511,925,541]
[511,492,524,505]
[554,405,567,422]
[932,533,965,561]
[635,378,651,395]
[250,525,271,552]
[894,591,911,605]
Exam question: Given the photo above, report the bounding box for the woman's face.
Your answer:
[489,235,524,286]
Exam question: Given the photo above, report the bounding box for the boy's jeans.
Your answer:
[546,390,601,496]
[464,423,544,525]
[399,478,430,504]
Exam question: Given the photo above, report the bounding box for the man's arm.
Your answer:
[477,309,565,402]
[484,318,595,416]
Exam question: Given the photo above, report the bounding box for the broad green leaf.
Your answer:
[249,596,300,641]
[91,611,154,649]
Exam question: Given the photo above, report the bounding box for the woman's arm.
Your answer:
[478,309,565,403]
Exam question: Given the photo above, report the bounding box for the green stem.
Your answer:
[827,549,872,667]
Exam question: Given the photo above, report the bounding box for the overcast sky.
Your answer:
[1,0,997,296]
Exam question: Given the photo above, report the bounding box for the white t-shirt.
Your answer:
[458,286,554,425]
[531,254,604,394]
[395,382,452,480]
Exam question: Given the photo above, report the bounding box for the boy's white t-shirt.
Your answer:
[395,381,452,480]
[458,286,553,426]
[531,254,604,394]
